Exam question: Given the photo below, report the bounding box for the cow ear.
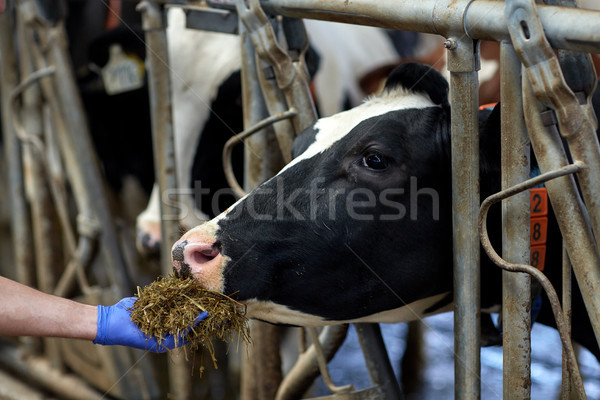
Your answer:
[383,63,449,108]
[292,125,319,159]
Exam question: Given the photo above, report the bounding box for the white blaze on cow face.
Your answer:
[282,87,438,173]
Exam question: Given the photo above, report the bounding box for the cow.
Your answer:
[170,62,600,361]
[135,8,402,254]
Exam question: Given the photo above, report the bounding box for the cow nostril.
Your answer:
[189,243,221,265]
[192,250,215,264]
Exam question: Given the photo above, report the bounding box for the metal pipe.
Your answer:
[354,323,404,400]
[138,1,191,399]
[0,340,104,400]
[258,0,600,53]
[239,22,285,400]
[0,0,39,355]
[223,109,298,198]
[15,5,63,369]
[276,325,349,400]
[562,246,573,398]
[306,327,353,394]
[0,0,35,289]
[240,24,285,189]
[499,42,532,398]
[237,0,317,139]
[27,19,130,293]
[256,56,296,163]
[447,37,481,400]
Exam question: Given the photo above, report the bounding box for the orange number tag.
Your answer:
[530,245,547,271]
[530,188,548,217]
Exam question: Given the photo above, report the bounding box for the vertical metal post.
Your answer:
[42,22,130,293]
[500,42,532,398]
[562,246,573,397]
[0,2,35,288]
[15,4,62,369]
[240,34,285,188]
[239,23,284,400]
[139,1,190,398]
[448,37,481,400]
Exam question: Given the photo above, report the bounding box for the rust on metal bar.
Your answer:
[447,37,481,400]
[499,41,532,398]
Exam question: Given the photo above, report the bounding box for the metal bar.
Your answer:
[500,42,532,399]
[183,5,239,34]
[240,25,285,189]
[239,22,285,400]
[562,246,573,398]
[236,0,317,148]
[15,3,63,370]
[223,109,298,198]
[256,56,296,163]
[258,0,600,53]
[0,339,104,400]
[447,37,481,400]
[138,1,190,399]
[276,325,349,400]
[36,21,130,293]
[354,324,404,400]
[0,0,38,354]
[0,0,35,288]
[307,328,353,394]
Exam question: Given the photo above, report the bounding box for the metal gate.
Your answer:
[1,0,600,399]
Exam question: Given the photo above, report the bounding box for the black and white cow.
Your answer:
[171,62,599,359]
[135,8,402,253]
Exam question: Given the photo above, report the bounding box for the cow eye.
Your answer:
[362,152,388,170]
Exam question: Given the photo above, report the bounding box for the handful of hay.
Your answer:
[129,274,250,368]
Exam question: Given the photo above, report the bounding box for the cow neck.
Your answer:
[478,102,548,272]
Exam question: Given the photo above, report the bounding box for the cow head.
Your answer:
[171,63,457,326]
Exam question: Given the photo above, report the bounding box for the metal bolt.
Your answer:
[443,38,457,50]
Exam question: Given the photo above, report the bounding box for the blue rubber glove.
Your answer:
[93,297,208,353]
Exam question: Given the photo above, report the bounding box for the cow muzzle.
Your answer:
[171,226,227,292]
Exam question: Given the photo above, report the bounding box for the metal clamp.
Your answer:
[236,0,317,139]
[223,109,298,198]
[506,0,600,248]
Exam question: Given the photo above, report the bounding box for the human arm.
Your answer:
[0,276,207,352]
[0,275,97,340]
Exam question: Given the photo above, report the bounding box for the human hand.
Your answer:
[93,297,207,353]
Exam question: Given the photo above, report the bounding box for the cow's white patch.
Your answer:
[280,89,437,173]
[244,292,452,327]
[182,217,221,243]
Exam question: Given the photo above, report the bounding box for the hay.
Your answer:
[129,274,250,369]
